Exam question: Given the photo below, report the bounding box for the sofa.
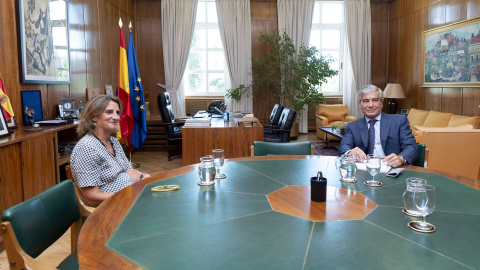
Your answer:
[407,108,480,180]
[316,105,358,140]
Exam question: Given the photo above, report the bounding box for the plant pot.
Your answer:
[290,121,299,140]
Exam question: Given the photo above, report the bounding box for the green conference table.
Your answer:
[78,156,480,269]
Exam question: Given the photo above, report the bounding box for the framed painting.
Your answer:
[0,108,11,138]
[18,0,71,84]
[422,16,480,87]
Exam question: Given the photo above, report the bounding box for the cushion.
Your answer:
[422,110,453,127]
[317,105,349,121]
[447,115,479,128]
[407,108,430,128]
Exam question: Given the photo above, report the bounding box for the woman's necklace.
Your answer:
[92,133,117,160]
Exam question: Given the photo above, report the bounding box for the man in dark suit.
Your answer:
[338,85,417,168]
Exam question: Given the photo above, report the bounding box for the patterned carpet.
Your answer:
[311,141,340,156]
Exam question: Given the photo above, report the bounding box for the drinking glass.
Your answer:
[212,149,226,179]
[406,185,436,233]
[198,156,216,186]
[402,177,427,217]
[364,154,382,187]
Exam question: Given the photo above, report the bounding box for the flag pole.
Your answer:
[127,20,140,169]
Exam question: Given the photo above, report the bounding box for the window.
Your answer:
[182,0,228,97]
[310,1,344,96]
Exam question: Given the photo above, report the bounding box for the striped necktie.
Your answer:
[366,119,377,155]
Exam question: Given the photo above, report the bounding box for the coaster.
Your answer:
[198,181,215,186]
[402,208,422,217]
[364,180,382,187]
[340,178,357,183]
[408,221,436,233]
[215,174,226,179]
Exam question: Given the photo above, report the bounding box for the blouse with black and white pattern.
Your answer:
[70,134,134,193]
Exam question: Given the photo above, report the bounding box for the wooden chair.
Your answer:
[0,180,84,270]
[158,92,185,161]
[250,141,314,156]
[412,143,427,167]
[65,165,96,215]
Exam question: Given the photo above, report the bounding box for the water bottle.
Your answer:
[223,110,229,122]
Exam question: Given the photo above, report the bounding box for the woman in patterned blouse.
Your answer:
[70,95,150,206]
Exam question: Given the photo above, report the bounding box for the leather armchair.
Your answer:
[260,104,284,127]
[316,104,357,141]
[158,92,185,160]
[264,108,296,142]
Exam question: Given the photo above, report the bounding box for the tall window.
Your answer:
[310,1,344,96]
[182,0,228,97]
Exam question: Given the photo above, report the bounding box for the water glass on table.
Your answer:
[212,149,226,179]
[406,184,436,233]
[364,154,382,187]
[198,156,216,186]
[403,177,427,217]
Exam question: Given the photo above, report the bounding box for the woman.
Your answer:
[70,95,150,206]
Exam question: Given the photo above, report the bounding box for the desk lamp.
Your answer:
[383,83,406,114]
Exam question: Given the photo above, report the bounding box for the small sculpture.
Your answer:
[24,107,41,131]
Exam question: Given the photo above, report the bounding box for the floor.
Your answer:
[0,132,320,269]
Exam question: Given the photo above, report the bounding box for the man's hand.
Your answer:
[348,147,368,161]
[383,153,404,168]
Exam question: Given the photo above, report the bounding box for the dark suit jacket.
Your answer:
[338,112,418,164]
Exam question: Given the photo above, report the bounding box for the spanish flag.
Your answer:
[116,18,134,142]
[0,77,14,122]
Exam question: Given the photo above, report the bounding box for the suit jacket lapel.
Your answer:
[360,116,369,149]
[380,112,390,150]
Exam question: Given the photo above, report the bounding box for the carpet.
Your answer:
[311,141,340,156]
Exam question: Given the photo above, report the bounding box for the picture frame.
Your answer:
[0,107,11,138]
[86,88,99,101]
[422,16,480,87]
[105,85,113,96]
[7,116,17,129]
[18,0,71,84]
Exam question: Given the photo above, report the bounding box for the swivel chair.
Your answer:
[158,92,184,161]
[263,108,296,142]
[260,104,284,127]
[1,180,84,270]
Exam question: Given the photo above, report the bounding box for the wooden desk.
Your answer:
[0,123,78,213]
[182,118,263,166]
[78,156,480,269]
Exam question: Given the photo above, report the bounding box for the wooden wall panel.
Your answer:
[0,143,23,213]
[462,88,480,116]
[445,0,468,24]
[424,88,442,111]
[427,0,446,29]
[410,7,428,109]
[467,0,480,18]
[441,88,462,114]
[69,0,88,109]
[84,0,102,90]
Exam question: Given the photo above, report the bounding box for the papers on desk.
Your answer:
[184,118,211,127]
[355,161,391,174]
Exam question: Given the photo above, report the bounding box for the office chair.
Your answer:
[158,92,184,161]
[250,141,314,156]
[413,143,427,167]
[263,108,297,142]
[260,103,284,127]
[0,180,84,270]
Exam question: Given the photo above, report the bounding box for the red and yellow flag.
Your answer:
[0,77,14,121]
[116,19,134,142]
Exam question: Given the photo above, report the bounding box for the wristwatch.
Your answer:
[398,155,407,165]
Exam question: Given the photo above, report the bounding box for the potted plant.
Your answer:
[251,30,338,138]
[225,84,251,101]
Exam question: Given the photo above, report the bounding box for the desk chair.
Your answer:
[0,180,84,270]
[250,141,314,156]
[158,92,185,161]
[413,143,427,167]
[263,108,296,142]
[260,104,284,127]
[65,165,96,215]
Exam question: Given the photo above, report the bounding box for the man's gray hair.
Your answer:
[357,84,384,104]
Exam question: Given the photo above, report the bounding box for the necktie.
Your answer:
[366,119,377,155]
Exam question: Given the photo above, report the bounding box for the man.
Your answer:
[338,85,417,168]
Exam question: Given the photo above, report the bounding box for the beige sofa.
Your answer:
[407,108,480,180]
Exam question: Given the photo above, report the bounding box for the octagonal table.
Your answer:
[78,156,480,269]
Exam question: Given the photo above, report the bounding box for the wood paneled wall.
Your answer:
[372,0,480,116]
[0,0,134,127]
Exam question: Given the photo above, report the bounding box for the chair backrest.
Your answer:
[65,164,96,215]
[1,180,81,258]
[252,141,313,156]
[158,92,177,138]
[269,104,284,125]
[317,104,349,121]
[277,108,297,142]
[413,143,426,167]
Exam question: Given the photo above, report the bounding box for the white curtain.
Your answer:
[216,0,252,113]
[158,0,197,118]
[343,0,371,118]
[277,0,314,133]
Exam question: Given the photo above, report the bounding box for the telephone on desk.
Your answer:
[207,100,226,114]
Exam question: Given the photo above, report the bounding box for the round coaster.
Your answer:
[402,208,422,217]
[364,180,383,187]
[215,174,226,179]
[198,181,215,186]
[340,178,357,183]
[408,221,436,233]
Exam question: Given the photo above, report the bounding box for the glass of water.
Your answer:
[403,178,427,217]
[364,154,382,187]
[406,184,436,233]
[198,156,216,186]
[212,149,226,179]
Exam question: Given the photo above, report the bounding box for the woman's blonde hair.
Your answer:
[76,95,123,137]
